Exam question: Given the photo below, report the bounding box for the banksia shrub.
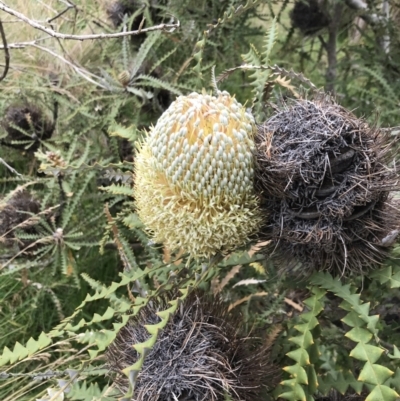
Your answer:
[106,292,277,401]
[1,103,54,150]
[134,91,262,259]
[290,0,330,35]
[255,97,399,276]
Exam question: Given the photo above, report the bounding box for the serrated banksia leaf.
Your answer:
[134,91,262,258]
[255,96,400,276]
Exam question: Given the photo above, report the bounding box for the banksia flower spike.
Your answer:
[134,91,262,259]
[106,292,277,401]
[255,97,400,276]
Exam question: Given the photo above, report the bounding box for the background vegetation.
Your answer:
[0,0,399,400]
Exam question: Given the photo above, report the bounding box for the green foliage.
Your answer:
[1,0,400,400]
[279,287,325,401]
[310,273,400,401]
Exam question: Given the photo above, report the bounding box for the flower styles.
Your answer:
[134,91,262,259]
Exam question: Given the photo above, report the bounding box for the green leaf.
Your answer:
[365,384,399,401]
[286,348,310,365]
[385,368,400,391]
[345,327,373,343]
[283,364,309,385]
[358,363,394,385]
[108,123,138,143]
[370,265,393,285]
[289,332,314,348]
[390,266,400,288]
[263,17,278,63]
[350,343,384,363]
[279,382,307,401]
[388,345,400,360]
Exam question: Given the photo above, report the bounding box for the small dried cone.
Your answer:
[255,96,400,276]
[290,0,330,35]
[106,292,278,401]
[2,103,54,150]
[0,191,41,247]
[134,91,262,259]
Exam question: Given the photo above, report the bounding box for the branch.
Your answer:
[344,0,390,53]
[0,19,9,82]
[343,0,385,26]
[0,2,179,40]
[31,43,107,88]
[0,158,21,175]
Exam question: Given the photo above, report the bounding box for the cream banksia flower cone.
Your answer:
[134,91,262,259]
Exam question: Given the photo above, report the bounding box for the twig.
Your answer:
[343,0,385,26]
[0,158,21,175]
[31,43,107,88]
[0,19,9,82]
[344,0,390,53]
[0,2,179,40]
[47,1,75,24]
[325,3,343,93]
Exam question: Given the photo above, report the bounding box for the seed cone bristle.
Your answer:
[106,292,277,401]
[134,91,262,259]
[255,97,400,276]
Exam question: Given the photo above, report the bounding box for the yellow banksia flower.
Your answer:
[134,91,262,259]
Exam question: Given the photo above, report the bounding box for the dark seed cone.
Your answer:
[255,97,400,277]
[2,104,54,150]
[106,292,278,401]
[290,0,330,35]
[107,0,164,43]
[0,191,41,246]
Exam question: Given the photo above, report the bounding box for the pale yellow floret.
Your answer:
[134,91,262,259]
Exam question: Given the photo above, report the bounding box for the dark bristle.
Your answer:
[255,97,400,277]
[290,0,330,35]
[106,292,278,401]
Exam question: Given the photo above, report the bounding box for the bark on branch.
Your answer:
[0,2,179,40]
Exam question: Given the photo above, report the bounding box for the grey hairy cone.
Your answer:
[0,191,40,246]
[2,103,54,151]
[255,96,400,277]
[106,292,278,401]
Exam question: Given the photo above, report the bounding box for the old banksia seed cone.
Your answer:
[255,97,400,276]
[106,292,277,401]
[134,91,262,258]
[2,103,54,150]
[0,190,40,248]
[290,0,330,36]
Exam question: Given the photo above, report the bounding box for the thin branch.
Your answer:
[343,0,385,26]
[325,3,343,93]
[0,19,9,82]
[47,1,74,24]
[0,158,21,175]
[31,43,107,88]
[0,2,179,40]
